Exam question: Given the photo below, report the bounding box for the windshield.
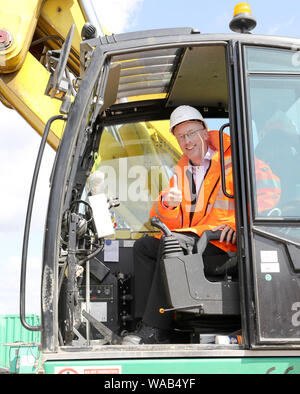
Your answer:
[86,120,180,233]
[85,118,228,234]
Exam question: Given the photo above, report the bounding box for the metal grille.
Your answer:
[111,48,183,100]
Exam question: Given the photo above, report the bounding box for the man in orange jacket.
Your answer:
[124,105,280,345]
[151,105,237,254]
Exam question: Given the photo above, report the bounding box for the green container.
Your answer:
[9,343,40,374]
[0,315,40,371]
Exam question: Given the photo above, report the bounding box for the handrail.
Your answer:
[20,115,67,331]
[219,123,234,199]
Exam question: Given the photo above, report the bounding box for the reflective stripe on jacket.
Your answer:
[255,157,281,212]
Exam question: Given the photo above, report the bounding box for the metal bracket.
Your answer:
[82,310,122,344]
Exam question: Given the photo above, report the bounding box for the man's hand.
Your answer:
[212,225,236,245]
[164,174,182,208]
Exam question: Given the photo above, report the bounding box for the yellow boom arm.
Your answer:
[0,0,89,149]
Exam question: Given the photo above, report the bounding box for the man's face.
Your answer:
[174,120,208,165]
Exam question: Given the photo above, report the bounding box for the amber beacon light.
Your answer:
[229,3,257,33]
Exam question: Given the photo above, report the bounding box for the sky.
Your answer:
[1,0,300,316]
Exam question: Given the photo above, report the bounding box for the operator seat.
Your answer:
[151,217,240,318]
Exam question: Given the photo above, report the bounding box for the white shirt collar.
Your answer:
[188,147,216,170]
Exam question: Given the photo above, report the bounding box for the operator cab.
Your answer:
[67,38,240,345]
[41,5,300,352]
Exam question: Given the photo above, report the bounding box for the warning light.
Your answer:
[229,3,257,33]
[159,308,165,314]
[233,2,252,16]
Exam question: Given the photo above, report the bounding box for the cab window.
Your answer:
[245,47,300,222]
[87,118,228,234]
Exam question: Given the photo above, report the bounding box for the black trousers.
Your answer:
[133,233,229,330]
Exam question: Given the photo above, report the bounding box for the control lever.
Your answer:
[196,230,222,255]
[150,216,172,237]
[150,216,183,258]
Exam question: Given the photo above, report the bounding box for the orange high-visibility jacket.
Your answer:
[150,130,281,253]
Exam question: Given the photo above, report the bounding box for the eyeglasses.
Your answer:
[176,128,206,143]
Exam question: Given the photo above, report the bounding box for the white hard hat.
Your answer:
[170,105,206,133]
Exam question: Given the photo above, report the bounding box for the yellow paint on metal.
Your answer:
[0,51,65,150]
[147,120,182,160]
[40,0,86,54]
[0,0,43,72]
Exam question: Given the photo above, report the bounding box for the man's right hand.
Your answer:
[163,174,182,208]
[212,225,236,245]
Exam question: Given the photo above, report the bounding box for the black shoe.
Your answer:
[122,321,170,344]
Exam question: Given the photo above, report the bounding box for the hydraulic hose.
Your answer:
[20,115,67,331]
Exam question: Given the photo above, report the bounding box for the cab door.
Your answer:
[233,42,300,346]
